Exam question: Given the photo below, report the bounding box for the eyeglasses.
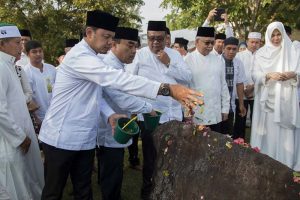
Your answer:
[201,40,215,46]
[147,36,165,42]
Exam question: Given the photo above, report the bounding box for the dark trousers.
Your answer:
[233,99,254,139]
[97,146,124,200]
[209,122,222,133]
[138,121,157,199]
[128,133,140,166]
[41,143,94,200]
[220,112,234,135]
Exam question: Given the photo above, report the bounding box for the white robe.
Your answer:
[250,22,300,169]
[184,50,230,125]
[0,51,44,200]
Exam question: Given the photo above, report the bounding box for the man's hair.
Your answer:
[25,40,42,53]
[177,43,187,51]
[82,26,98,37]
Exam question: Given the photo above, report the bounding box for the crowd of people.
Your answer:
[0,7,299,200]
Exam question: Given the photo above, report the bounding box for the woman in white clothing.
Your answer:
[250,21,300,169]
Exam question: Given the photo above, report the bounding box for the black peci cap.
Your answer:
[86,10,119,32]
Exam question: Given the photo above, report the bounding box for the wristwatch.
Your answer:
[158,83,171,96]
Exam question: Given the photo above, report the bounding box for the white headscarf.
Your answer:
[255,21,300,129]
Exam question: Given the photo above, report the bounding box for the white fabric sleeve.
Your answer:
[237,60,247,84]
[0,70,26,147]
[103,87,153,114]
[100,97,115,124]
[20,69,33,103]
[165,53,192,85]
[202,19,210,27]
[63,54,160,100]
[225,23,234,38]
[220,61,230,113]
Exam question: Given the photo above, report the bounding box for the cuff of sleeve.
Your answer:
[102,107,115,124]
[221,107,230,114]
[13,129,27,148]
[145,102,153,113]
[149,81,161,99]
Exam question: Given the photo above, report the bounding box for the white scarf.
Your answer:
[255,22,300,129]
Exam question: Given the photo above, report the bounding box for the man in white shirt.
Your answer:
[202,8,234,38]
[185,27,230,132]
[23,40,56,127]
[234,32,261,139]
[126,20,192,199]
[39,10,202,200]
[211,33,226,58]
[220,37,247,135]
[0,23,44,200]
[15,29,31,67]
[97,27,156,200]
[173,37,189,57]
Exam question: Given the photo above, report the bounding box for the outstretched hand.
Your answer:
[169,84,204,109]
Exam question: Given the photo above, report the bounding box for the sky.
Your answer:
[140,0,171,33]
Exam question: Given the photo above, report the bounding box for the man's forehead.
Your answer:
[120,39,137,45]
[197,36,214,41]
[248,38,261,42]
[147,31,165,36]
[225,44,238,48]
[30,47,43,51]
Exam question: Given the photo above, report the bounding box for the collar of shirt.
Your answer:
[246,48,256,55]
[196,49,207,58]
[27,62,44,73]
[0,51,16,64]
[81,39,97,55]
[213,48,221,55]
[104,51,125,70]
[222,54,233,64]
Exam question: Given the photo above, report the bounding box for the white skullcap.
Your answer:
[0,23,21,39]
[248,32,261,39]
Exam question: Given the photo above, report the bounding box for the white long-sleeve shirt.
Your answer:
[126,47,192,123]
[97,52,153,148]
[185,50,230,125]
[15,65,33,103]
[23,63,56,121]
[38,39,161,150]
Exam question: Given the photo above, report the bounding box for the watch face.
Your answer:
[162,87,170,96]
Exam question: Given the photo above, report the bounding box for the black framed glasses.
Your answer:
[147,36,165,42]
[201,40,215,46]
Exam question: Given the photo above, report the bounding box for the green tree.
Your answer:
[0,0,144,64]
[161,0,300,40]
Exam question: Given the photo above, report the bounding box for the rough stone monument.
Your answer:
[150,121,300,200]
